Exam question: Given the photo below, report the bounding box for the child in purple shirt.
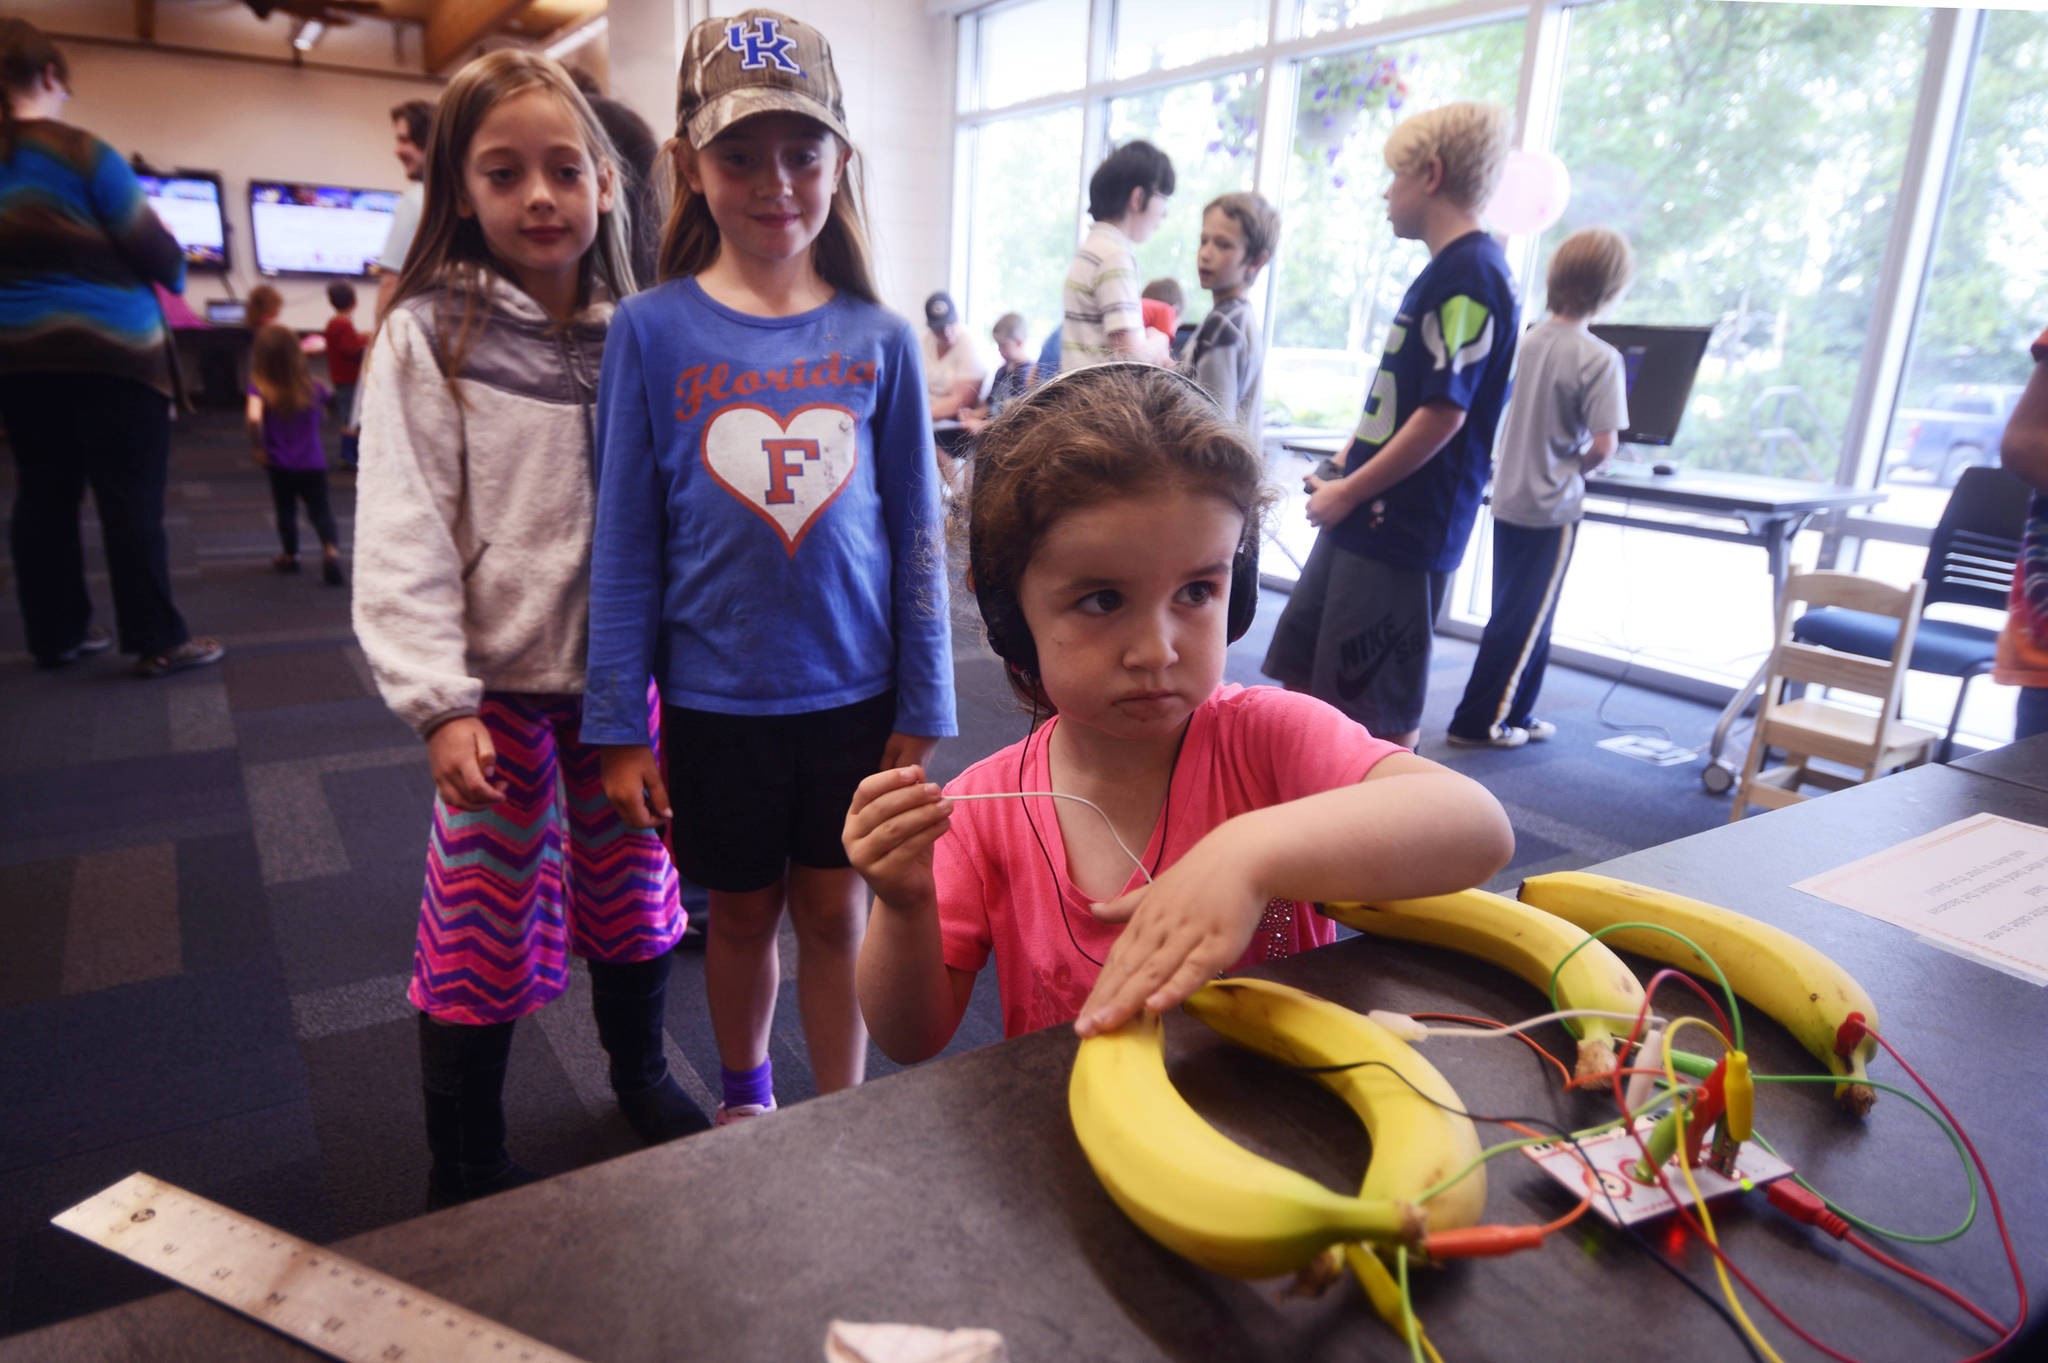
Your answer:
[247,323,343,585]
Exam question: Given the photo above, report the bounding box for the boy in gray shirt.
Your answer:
[1187,191,1280,442]
[1448,227,1634,748]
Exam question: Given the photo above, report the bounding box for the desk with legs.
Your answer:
[5,760,2037,1362]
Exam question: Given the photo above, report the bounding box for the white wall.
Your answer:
[19,0,954,331]
[782,0,956,321]
[20,1,435,331]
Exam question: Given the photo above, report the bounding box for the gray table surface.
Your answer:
[1952,732,2048,793]
[6,762,2041,1361]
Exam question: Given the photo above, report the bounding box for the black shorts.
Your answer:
[1261,537,1449,736]
[662,690,896,893]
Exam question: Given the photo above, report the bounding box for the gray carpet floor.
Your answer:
[0,402,1758,1338]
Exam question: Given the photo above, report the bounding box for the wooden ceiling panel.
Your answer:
[375,0,604,42]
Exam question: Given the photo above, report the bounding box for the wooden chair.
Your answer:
[1730,570,1939,821]
[1790,467,2027,761]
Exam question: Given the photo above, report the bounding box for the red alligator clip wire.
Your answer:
[1682,1055,1729,1167]
[1834,1011,1869,1058]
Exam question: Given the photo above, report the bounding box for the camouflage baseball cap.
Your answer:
[677,9,849,150]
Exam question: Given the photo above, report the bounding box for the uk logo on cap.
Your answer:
[724,18,803,75]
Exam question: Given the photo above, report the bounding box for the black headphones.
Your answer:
[968,362,1262,693]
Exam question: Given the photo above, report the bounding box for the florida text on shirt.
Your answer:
[674,352,880,422]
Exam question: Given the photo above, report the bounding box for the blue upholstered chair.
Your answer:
[1790,466,2028,762]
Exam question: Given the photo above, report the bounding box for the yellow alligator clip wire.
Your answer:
[1723,1051,1753,1142]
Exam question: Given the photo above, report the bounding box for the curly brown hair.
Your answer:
[965,363,1271,710]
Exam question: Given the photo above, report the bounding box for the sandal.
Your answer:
[136,637,225,679]
[274,554,300,574]
[322,552,345,587]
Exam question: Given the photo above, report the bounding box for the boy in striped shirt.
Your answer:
[1060,140,1174,372]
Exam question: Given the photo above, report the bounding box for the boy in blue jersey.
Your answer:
[1263,102,1519,748]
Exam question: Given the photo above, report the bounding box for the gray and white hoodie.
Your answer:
[352,272,612,737]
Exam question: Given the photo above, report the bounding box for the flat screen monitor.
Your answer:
[1586,323,1714,447]
[249,180,400,277]
[137,171,227,269]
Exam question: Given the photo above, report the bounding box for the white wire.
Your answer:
[1399,1009,1667,1041]
[946,791,1155,884]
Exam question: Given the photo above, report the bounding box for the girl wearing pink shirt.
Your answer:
[845,362,1513,1059]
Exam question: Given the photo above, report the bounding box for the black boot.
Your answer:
[588,955,711,1144]
[418,1013,539,1209]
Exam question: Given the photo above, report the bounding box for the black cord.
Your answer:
[1018,701,1185,969]
[1289,1056,1768,1363]
[1593,650,1674,743]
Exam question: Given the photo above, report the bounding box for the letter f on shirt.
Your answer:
[764,437,821,504]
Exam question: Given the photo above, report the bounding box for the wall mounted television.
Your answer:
[249,180,400,278]
[137,171,228,269]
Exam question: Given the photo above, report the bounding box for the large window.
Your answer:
[1112,0,1267,79]
[1528,1,1929,696]
[972,0,1089,110]
[1267,20,1526,432]
[952,0,2048,746]
[1544,0,1929,480]
[963,108,1087,345]
[1299,0,1464,39]
[1878,6,2048,525]
[1106,70,1264,304]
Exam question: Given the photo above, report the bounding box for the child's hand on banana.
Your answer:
[1075,830,1266,1036]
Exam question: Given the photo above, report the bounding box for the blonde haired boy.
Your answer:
[1263,102,1519,748]
[1447,226,1635,748]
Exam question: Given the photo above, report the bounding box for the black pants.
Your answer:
[0,371,189,661]
[265,466,338,557]
[1450,520,1578,740]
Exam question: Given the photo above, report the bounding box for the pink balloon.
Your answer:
[1486,150,1572,236]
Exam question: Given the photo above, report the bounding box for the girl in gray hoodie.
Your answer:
[352,50,704,1208]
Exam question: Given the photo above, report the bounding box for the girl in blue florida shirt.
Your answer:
[585,8,955,1123]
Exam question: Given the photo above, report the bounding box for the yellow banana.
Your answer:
[1322,890,1648,1080]
[1518,870,1879,1115]
[1068,1004,1425,1280]
[1181,977,1487,1234]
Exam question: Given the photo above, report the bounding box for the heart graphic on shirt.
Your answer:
[699,402,860,557]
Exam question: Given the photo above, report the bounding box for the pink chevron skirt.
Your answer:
[409,689,684,1025]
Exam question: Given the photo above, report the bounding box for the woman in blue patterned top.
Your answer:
[0,18,220,677]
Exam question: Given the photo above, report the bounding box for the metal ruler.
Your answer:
[53,1173,587,1363]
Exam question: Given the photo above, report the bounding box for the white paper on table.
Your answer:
[1793,813,2048,985]
[823,1321,1009,1363]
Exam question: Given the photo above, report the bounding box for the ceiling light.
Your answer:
[291,18,325,51]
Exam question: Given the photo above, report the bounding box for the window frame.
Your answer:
[948,0,2007,734]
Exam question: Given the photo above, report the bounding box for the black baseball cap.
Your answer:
[924,292,957,331]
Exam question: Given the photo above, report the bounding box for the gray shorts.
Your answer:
[1261,536,1450,736]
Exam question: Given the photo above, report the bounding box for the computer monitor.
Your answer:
[136,171,228,270]
[249,180,400,277]
[1586,324,1714,447]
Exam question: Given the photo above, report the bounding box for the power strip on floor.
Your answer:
[1597,734,1696,767]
